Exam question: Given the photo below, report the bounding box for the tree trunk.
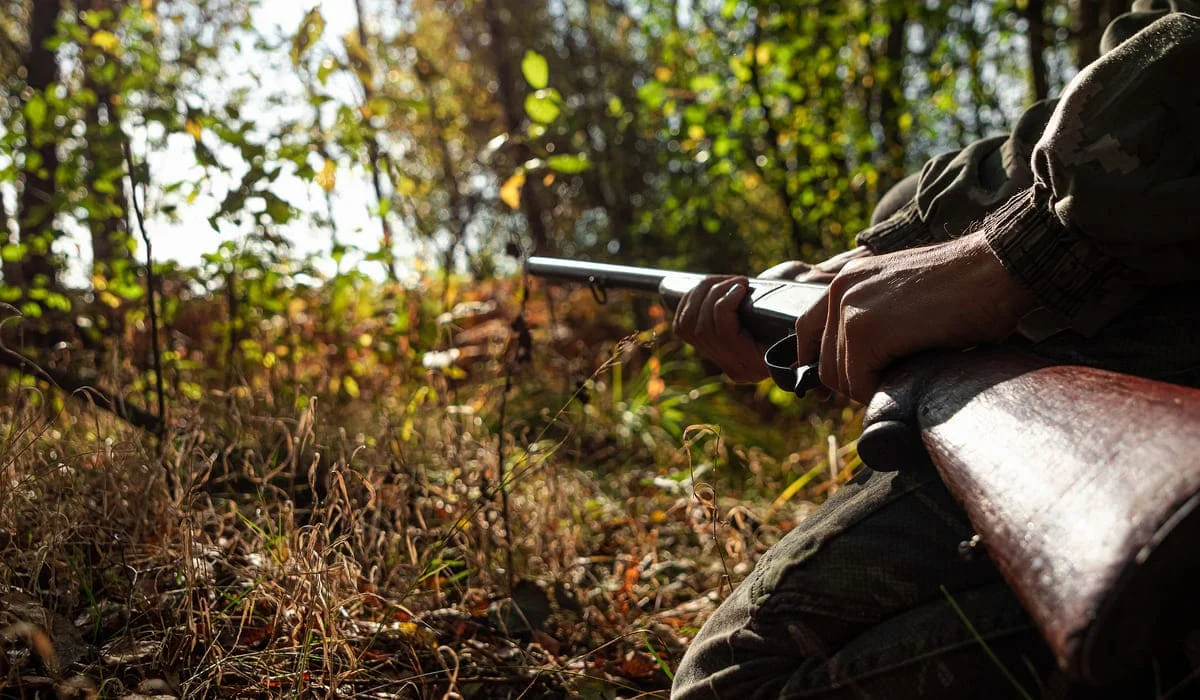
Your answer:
[1073,0,1102,68]
[0,193,10,280]
[16,0,63,290]
[85,0,132,282]
[1073,0,1133,69]
[1025,0,1049,103]
[483,0,551,256]
[877,0,910,194]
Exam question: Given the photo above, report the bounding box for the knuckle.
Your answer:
[840,257,872,276]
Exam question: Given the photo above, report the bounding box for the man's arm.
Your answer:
[792,234,1035,402]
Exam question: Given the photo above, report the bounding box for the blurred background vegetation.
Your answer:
[0,0,1132,696]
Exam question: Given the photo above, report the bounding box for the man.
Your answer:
[671,2,1200,697]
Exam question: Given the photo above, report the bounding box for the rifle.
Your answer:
[528,255,1200,686]
[525,256,827,395]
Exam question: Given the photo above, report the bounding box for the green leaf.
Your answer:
[546,153,590,174]
[1,244,25,263]
[290,7,326,68]
[112,280,145,301]
[524,89,561,124]
[637,81,666,110]
[521,50,549,90]
[317,55,338,85]
[44,292,71,312]
[24,95,47,129]
[342,34,374,89]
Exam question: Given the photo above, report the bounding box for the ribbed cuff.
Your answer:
[983,186,1135,336]
[855,200,932,253]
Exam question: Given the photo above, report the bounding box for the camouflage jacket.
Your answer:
[857,0,1200,384]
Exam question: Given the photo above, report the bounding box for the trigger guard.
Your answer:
[765,334,822,397]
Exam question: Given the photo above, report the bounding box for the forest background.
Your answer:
[0,0,1130,696]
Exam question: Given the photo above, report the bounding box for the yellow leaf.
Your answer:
[184,119,202,141]
[343,375,360,398]
[542,173,555,187]
[687,124,705,140]
[654,66,673,81]
[500,172,525,210]
[91,30,120,53]
[755,44,770,66]
[316,158,336,192]
[99,291,121,309]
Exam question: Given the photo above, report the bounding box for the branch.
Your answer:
[0,346,163,435]
[122,132,166,431]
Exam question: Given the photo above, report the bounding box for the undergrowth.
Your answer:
[0,277,861,698]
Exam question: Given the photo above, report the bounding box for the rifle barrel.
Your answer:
[526,256,703,293]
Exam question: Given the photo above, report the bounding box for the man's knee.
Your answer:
[672,467,1007,698]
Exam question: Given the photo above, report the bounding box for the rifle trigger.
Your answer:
[587,276,608,305]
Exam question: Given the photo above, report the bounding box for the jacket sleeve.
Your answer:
[856,100,1059,254]
[983,12,1200,335]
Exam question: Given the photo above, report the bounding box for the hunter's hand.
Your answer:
[672,249,873,383]
[793,233,1037,403]
[758,246,872,284]
[673,275,766,383]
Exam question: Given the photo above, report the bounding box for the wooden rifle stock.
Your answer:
[859,347,1200,686]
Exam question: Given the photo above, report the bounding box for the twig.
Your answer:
[121,134,166,431]
[494,272,531,594]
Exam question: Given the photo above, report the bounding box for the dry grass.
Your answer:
[0,282,860,698]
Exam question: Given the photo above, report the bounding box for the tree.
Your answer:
[12,0,63,291]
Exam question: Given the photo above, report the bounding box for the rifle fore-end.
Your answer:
[527,256,826,345]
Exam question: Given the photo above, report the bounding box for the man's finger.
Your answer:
[792,293,828,368]
[818,291,842,393]
[699,277,743,342]
[758,260,811,281]
[711,278,749,343]
[673,275,727,342]
[711,280,764,381]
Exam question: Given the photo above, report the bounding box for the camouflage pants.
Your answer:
[670,463,1059,699]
